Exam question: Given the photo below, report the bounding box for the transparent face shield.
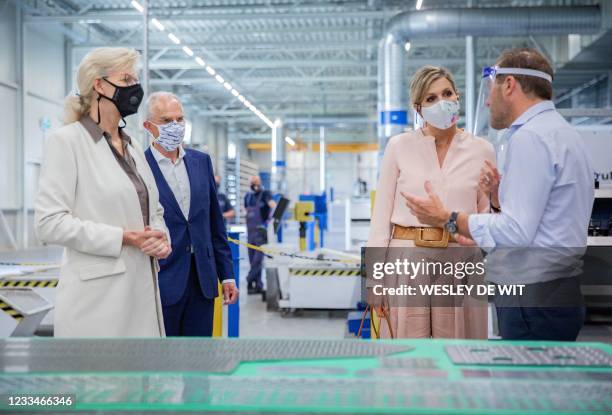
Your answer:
[472,65,553,171]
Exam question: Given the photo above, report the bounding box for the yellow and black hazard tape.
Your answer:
[290,268,361,277]
[0,280,58,288]
[0,301,24,321]
[227,237,360,264]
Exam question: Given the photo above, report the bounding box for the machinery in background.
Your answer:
[0,257,59,336]
[265,247,361,314]
[0,288,52,336]
[272,197,290,235]
[293,200,314,251]
[265,196,361,313]
[344,196,371,251]
[298,193,328,250]
[583,187,612,320]
[4,337,611,413]
[224,157,259,225]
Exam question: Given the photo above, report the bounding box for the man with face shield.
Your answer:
[144,92,238,337]
[402,48,595,341]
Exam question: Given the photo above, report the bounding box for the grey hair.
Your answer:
[145,91,182,120]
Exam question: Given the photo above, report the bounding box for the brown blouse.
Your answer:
[79,115,150,226]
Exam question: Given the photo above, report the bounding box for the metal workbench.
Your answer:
[1,337,611,414]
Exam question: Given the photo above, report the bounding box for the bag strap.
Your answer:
[357,234,395,339]
[356,304,394,339]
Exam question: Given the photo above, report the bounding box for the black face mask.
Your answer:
[95,78,144,123]
[251,184,260,192]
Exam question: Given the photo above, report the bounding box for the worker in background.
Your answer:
[215,175,235,224]
[143,91,238,337]
[35,47,170,337]
[245,175,276,294]
[403,48,594,341]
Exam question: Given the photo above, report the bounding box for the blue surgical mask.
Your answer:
[151,120,185,151]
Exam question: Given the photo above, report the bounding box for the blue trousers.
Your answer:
[162,255,215,337]
[246,230,266,289]
[495,305,585,341]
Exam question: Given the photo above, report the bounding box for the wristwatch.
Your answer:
[444,211,459,234]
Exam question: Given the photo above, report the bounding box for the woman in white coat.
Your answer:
[35,47,171,337]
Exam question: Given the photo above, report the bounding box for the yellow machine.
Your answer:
[293,201,314,251]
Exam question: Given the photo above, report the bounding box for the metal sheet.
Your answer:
[0,339,412,374]
[446,345,612,367]
[2,375,611,413]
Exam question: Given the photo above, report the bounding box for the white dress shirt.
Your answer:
[150,144,191,219]
[468,100,594,250]
[150,144,234,286]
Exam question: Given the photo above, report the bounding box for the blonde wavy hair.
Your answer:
[63,47,140,124]
[409,65,459,109]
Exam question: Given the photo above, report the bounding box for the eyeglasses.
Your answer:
[103,74,140,87]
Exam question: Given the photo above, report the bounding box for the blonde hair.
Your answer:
[63,47,140,124]
[409,65,459,109]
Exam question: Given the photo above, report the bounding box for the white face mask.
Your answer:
[151,121,185,152]
[420,100,460,130]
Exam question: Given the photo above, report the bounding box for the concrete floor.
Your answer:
[238,201,352,338]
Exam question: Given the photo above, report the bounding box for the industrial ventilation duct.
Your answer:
[377,6,602,156]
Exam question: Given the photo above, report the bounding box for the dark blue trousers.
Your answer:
[162,255,215,337]
[246,230,266,289]
[495,305,585,341]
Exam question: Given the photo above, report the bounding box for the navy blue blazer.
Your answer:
[145,147,234,305]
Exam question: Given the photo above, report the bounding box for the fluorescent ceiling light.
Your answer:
[182,46,194,56]
[285,136,296,146]
[144,3,274,130]
[131,0,144,13]
[168,33,181,45]
[151,18,164,31]
[416,0,423,10]
[405,41,411,52]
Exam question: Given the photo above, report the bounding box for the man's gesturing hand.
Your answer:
[400,181,450,228]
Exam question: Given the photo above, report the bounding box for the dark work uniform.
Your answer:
[244,189,273,289]
[217,191,234,224]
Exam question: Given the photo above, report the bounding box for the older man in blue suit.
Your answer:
[143,92,238,336]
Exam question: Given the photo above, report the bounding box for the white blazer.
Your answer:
[35,120,168,337]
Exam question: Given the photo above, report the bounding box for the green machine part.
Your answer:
[1,338,611,414]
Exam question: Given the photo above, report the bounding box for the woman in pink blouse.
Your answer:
[368,66,495,339]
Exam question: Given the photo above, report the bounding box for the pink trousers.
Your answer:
[377,238,488,339]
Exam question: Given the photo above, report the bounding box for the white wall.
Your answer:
[0,2,66,250]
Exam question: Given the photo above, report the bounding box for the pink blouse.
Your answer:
[368,129,496,247]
